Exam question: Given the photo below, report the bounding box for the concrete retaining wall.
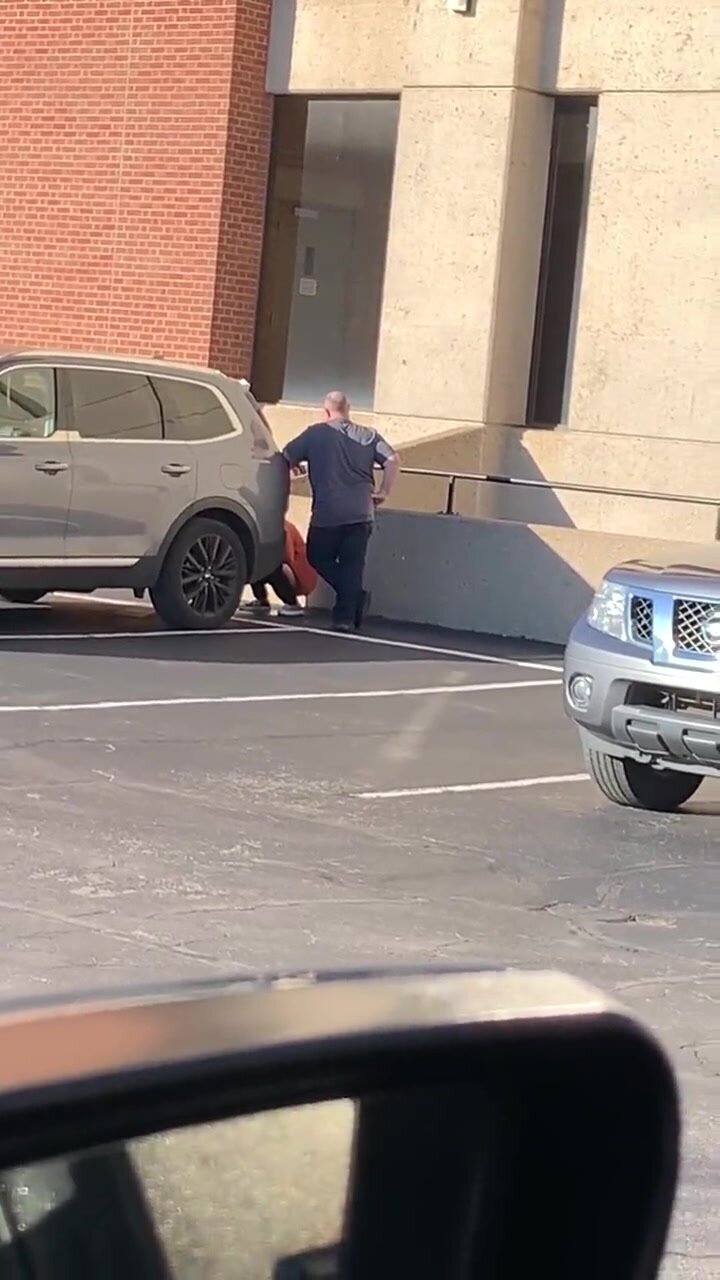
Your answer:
[341,511,720,645]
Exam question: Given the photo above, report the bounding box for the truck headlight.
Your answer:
[587,580,629,641]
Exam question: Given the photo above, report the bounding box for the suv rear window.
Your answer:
[153,379,235,442]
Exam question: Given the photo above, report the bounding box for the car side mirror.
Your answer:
[0,969,679,1279]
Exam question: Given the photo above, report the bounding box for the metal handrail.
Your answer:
[399,466,719,517]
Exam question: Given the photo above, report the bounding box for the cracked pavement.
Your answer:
[0,595,717,1277]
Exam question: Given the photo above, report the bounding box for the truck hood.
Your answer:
[610,546,720,597]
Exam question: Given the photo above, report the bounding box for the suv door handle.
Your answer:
[34,461,69,474]
[161,463,192,476]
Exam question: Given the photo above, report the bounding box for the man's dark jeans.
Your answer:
[307,521,372,626]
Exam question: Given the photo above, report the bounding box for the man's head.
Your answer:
[323,390,350,421]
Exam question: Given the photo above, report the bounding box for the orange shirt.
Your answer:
[284,521,317,597]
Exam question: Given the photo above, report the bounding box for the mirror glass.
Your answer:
[0,1099,355,1279]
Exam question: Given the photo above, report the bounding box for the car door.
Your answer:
[0,364,71,559]
[62,366,196,560]
[151,372,247,509]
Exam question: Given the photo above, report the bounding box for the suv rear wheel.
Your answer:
[586,748,702,812]
[150,517,247,630]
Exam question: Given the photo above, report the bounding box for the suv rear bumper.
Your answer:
[565,619,720,777]
[253,532,285,584]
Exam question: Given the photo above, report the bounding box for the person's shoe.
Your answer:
[278,604,304,618]
[332,621,353,633]
[355,589,371,631]
[240,599,271,613]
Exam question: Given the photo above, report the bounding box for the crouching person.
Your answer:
[245,521,317,618]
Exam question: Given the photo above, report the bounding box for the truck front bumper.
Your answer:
[564,619,720,777]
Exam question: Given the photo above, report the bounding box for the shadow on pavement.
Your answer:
[0,601,564,669]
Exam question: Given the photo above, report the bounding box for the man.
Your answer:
[284,391,400,632]
[244,520,317,618]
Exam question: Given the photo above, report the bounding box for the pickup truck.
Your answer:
[564,551,720,811]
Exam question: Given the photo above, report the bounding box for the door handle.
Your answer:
[161,463,192,476]
[34,461,69,474]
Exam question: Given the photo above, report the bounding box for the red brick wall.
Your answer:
[0,0,272,376]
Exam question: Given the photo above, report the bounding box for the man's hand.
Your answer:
[375,451,400,506]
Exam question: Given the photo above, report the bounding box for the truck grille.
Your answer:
[627,683,720,720]
[630,595,654,644]
[673,598,718,656]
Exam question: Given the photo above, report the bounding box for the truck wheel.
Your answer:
[0,590,46,605]
[586,748,702,812]
[150,518,247,630]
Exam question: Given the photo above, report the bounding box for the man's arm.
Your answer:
[283,429,310,471]
[373,437,400,505]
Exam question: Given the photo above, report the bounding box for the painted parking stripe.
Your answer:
[0,677,561,715]
[52,593,156,612]
[53,593,276,622]
[356,772,590,800]
[52,594,563,674]
[240,614,563,674]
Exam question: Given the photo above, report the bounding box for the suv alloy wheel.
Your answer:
[150,517,247,630]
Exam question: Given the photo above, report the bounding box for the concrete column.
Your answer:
[568,92,718,442]
[372,1,558,425]
[374,86,551,427]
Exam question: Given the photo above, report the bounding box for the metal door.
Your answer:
[282,204,356,405]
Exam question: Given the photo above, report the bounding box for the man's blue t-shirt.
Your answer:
[284,419,394,528]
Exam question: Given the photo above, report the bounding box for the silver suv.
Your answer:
[0,352,288,629]
[565,552,720,811]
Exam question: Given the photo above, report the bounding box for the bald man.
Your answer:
[284,392,400,632]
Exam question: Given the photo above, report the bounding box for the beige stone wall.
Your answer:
[266,404,719,542]
[479,426,720,541]
[374,86,536,423]
[266,0,412,94]
[405,0,524,87]
[266,0,719,543]
[557,2,719,92]
[568,93,718,442]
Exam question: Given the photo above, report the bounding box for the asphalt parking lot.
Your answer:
[0,592,717,1276]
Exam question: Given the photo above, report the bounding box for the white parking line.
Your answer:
[52,593,152,611]
[356,773,590,800]
[240,615,563,674]
[0,677,561,715]
[52,592,273,624]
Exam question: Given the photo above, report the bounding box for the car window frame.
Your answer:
[54,364,244,446]
[150,373,244,445]
[0,363,58,441]
[59,366,165,444]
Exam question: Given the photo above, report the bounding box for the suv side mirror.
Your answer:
[0,969,679,1279]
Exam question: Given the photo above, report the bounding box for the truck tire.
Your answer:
[150,517,247,630]
[0,589,46,605]
[586,748,702,812]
